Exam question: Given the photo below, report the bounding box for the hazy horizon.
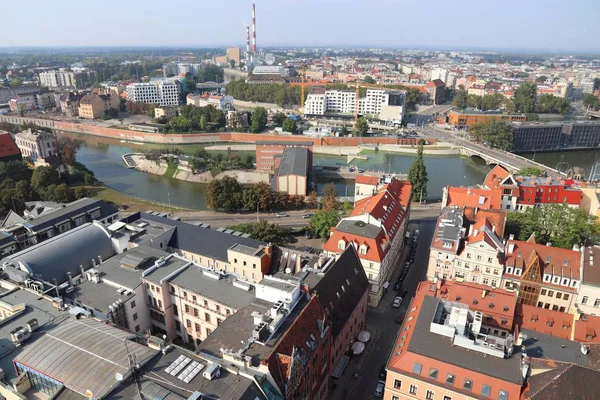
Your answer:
[1,0,599,52]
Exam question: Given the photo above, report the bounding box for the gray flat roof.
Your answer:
[13,318,157,399]
[407,296,524,385]
[520,328,589,367]
[0,289,71,381]
[25,198,118,232]
[230,243,261,256]
[169,265,256,310]
[106,347,267,400]
[336,219,382,239]
[277,147,309,177]
[142,256,191,284]
[65,280,136,314]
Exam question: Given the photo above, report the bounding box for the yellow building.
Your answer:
[581,187,600,221]
[226,47,241,64]
[78,92,120,119]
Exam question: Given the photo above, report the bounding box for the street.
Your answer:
[329,213,438,400]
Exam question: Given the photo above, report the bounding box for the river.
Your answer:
[64,133,598,210]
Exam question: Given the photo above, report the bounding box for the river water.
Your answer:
[63,133,599,210]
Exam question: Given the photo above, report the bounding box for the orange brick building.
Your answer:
[447,110,526,130]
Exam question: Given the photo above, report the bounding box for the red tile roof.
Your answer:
[505,239,581,280]
[426,79,445,87]
[484,165,513,190]
[445,186,502,209]
[355,174,378,186]
[0,133,21,160]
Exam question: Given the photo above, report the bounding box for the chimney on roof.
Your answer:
[80,265,86,281]
[509,234,514,240]
[67,272,73,287]
[508,243,515,256]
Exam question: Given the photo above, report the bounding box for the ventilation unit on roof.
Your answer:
[472,311,483,335]
[10,327,30,346]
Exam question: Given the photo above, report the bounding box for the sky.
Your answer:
[1,0,599,52]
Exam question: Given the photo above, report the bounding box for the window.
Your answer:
[463,379,473,391]
[409,384,418,395]
[426,390,435,400]
[205,313,211,322]
[216,305,221,312]
[412,362,422,374]
[173,305,178,315]
[498,390,508,400]
[206,328,212,337]
[428,368,438,379]
[193,308,199,317]
[594,299,600,307]
[548,290,554,297]
[563,294,569,301]
[157,300,162,309]
[481,384,492,397]
[556,292,562,299]
[393,379,401,389]
[541,289,547,296]
[192,295,197,303]
[443,397,452,400]
[186,319,192,328]
[185,305,190,313]
[133,313,138,321]
[135,325,140,332]
[204,300,209,307]
[195,323,200,332]
[446,374,455,385]
[130,301,136,309]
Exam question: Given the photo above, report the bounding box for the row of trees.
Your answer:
[228,220,292,245]
[453,82,569,115]
[469,120,514,151]
[162,104,226,133]
[506,204,600,249]
[225,80,302,107]
[583,93,600,111]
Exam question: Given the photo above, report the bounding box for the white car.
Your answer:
[275,213,288,217]
[393,296,402,308]
[374,380,385,397]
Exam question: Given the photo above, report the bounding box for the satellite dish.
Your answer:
[114,372,124,382]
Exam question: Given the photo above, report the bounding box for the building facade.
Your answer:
[447,110,527,130]
[14,129,58,162]
[126,82,180,106]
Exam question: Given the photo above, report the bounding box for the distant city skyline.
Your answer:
[1,0,599,52]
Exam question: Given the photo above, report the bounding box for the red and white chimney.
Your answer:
[252,3,257,61]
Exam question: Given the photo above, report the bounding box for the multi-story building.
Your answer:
[516,176,582,210]
[154,106,178,120]
[9,93,38,112]
[304,87,406,124]
[38,68,95,89]
[447,110,527,130]
[272,146,311,196]
[425,79,446,104]
[575,245,600,316]
[186,92,233,110]
[323,178,412,307]
[510,121,600,152]
[59,91,84,117]
[385,282,525,400]
[426,206,507,286]
[226,47,241,64]
[78,92,119,119]
[0,133,22,163]
[14,128,58,162]
[255,140,314,173]
[502,235,581,312]
[126,81,180,106]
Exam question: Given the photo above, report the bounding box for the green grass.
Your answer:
[79,185,190,212]
[164,163,177,178]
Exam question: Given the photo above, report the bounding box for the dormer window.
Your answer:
[552,276,560,284]
[543,274,551,282]
[338,240,346,250]
[359,244,368,256]
[515,268,522,276]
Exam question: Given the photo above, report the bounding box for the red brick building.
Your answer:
[255,140,313,173]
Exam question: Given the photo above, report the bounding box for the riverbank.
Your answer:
[128,154,270,184]
[81,185,191,212]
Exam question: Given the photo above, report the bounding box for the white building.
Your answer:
[186,93,234,111]
[15,129,58,162]
[304,88,405,124]
[162,63,202,77]
[431,68,449,84]
[251,65,285,75]
[38,68,94,89]
[126,81,180,106]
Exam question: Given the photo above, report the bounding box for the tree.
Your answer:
[74,186,89,199]
[513,81,538,113]
[466,94,483,109]
[196,65,224,83]
[205,175,242,211]
[241,186,258,210]
[31,166,59,192]
[255,181,275,211]
[405,88,421,111]
[469,120,513,151]
[506,204,600,249]
[594,78,600,90]
[309,210,340,240]
[583,94,600,111]
[229,220,290,245]
[537,94,569,114]
[250,107,268,133]
[516,167,545,177]
[504,98,516,113]
[452,91,468,109]
[321,183,338,211]
[9,78,22,88]
[273,112,287,126]
[0,160,32,182]
[536,75,548,83]
[356,117,368,136]
[307,191,318,209]
[481,93,505,111]
[57,137,79,165]
[340,126,349,136]
[408,144,428,202]
[363,75,376,84]
[229,60,236,69]
[282,118,297,134]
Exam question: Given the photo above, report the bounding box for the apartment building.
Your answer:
[38,68,95,89]
[77,92,119,119]
[126,81,180,106]
[425,79,446,104]
[14,128,58,162]
[385,283,525,400]
[510,121,600,152]
[354,174,381,202]
[502,235,581,312]
[324,178,412,307]
[426,207,507,287]
[575,245,600,316]
[162,62,202,77]
[186,92,234,110]
[154,106,178,119]
[59,91,84,117]
[304,87,406,123]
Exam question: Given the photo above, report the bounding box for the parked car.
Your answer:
[393,296,403,308]
[304,231,313,239]
[394,282,402,291]
[374,380,385,397]
[415,229,420,236]
[395,314,405,324]
[276,213,288,217]
[379,365,387,380]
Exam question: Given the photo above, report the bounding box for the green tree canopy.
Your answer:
[0,160,32,182]
[469,120,513,151]
[250,107,268,133]
[229,220,291,245]
[272,112,287,126]
[506,204,600,249]
[363,75,376,84]
[452,91,468,109]
[205,175,243,211]
[516,167,545,177]
[356,117,368,136]
[408,144,428,202]
[309,210,340,240]
[282,118,297,133]
[513,81,538,113]
[321,183,338,211]
[537,94,569,114]
[31,166,59,191]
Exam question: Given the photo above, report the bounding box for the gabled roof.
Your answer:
[27,197,118,232]
[355,174,378,186]
[444,186,502,210]
[0,133,21,159]
[484,165,514,190]
[505,239,581,281]
[426,79,445,87]
[311,246,368,338]
[527,360,600,400]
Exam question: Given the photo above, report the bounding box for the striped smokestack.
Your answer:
[246,25,250,63]
[252,3,257,58]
